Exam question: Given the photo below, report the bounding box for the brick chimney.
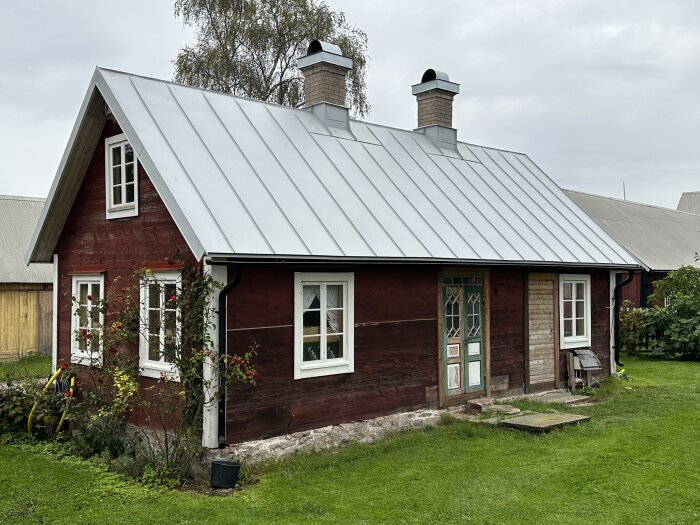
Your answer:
[412,69,460,128]
[298,40,353,107]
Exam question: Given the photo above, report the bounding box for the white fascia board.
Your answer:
[26,69,104,265]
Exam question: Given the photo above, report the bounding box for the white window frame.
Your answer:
[559,274,592,349]
[294,272,354,379]
[105,133,139,219]
[70,274,105,366]
[139,270,181,381]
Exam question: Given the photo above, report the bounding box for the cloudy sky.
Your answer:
[0,0,698,208]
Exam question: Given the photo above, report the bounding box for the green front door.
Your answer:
[443,275,485,396]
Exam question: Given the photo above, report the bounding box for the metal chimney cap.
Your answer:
[298,39,353,70]
[421,69,450,83]
[307,40,343,56]
[412,68,460,96]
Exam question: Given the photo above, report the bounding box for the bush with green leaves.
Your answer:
[622,266,700,359]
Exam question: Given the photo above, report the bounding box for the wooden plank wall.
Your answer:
[527,274,556,387]
[0,288,39,361]
[225,264,439,443]
[488,269,526,396]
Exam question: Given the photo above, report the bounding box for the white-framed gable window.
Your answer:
[71,274,104,366]
[294,272,354,379]
[105,133,139,219]
[139,270,181,380]
[560,274,592,349]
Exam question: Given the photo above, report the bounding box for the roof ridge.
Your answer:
[98,67,530,156]
[0,194,45,202]
[564,188,700,216]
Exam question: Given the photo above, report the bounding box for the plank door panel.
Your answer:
[528,274,556,386]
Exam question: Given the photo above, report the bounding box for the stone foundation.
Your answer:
[207,406,469,466]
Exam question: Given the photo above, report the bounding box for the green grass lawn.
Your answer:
[1,358,698,524]
[0,355,52,381]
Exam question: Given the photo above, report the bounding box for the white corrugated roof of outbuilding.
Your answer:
[0,195,53,283]
[27,67,638,268]
[566,189,700,271]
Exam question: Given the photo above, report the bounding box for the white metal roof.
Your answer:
[566,189,700,271]
[677,191,700,215]
[0,195,53,283]
[28,68,638,268]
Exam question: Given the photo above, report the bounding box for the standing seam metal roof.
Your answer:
[27,68,638,267]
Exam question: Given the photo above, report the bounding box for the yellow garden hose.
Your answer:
[55,376,76,433]
[27,363,75,436]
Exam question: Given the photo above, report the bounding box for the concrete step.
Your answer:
[499,413,590,433]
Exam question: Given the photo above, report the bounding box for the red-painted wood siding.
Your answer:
[54,120,196,370]
[488,269,526,393]
[622,272,642,307]
[225,264,439,443]
[557,269,611,382]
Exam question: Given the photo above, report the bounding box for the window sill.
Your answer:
[106,204,137,220]
[560,338,591,350]
[140,362,180,382]
[71,352,103,367]
[296,360,353,379]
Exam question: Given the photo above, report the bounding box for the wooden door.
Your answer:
[527,274,558,388]
[443,276,485,397]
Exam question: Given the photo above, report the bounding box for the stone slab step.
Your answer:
[499,413,590,433]
[466,397,494,413]
[482,404,521,415]
[535,392,590,405]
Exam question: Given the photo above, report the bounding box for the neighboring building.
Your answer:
[677,191,700,215]
[566,189,700,307]
[0,195,53,361]
[27,42,637,447]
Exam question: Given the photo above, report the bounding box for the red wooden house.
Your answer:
[27,42,638,447]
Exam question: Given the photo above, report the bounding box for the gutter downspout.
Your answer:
[217,265,242,447]
[613,271,635,368]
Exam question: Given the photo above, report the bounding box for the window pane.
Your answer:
[576,318,585,336]
[112,146,121,166]
[125,163,134,184]
[163,310,177,362]
[327,309,342,333]
[563,283,572,300]
[125,183,134,204]
[575,300,585,318]
[302,336,321,361]
[564,319,572,337]
[302,285,320,310]
[78,284,88,327]
[124,143,133,163]
[163,283,176,305]
[327,334,343,359]
[302,310,320,336]
[576,282,585,299]
[326,285,342,308]
[90,331,101,353]
[78,336,87,352]
[563,300,572,319]
[149,284,160,309]
[112,186,121,206]
[149,335,160,361]
[112,166,121,186]
[90,305,100,328]
[91,283,101,302]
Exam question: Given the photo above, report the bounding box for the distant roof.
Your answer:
[566,190,700,271]
[677,191,700,215]
[28,68,637,268]
[0,195,53,283]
